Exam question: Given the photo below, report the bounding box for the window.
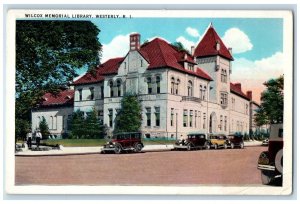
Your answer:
[232,98,235,109]
[171,77,175,94]
[189,110,193,127]
[109,81,114,97]
[171,108,174,126]
[101,86,104,99]
[67,115,72,130]
[224,116,227,131]
[156,76,160,94]
[89,87,94,100]
[108,109,113,127]
[188,64,194,71]
[195,111,197,128]
[246,104,249,115]
[221,69,227,83]
[155,107,160,126]
[183,109,188,127]
[124,62,126,69]
[199,111,201,129]
[220,92,228,106]
[220,115,223,131]
[146,107,151,127]
[203,113,206,129]
[147,77,152,94]
[117,80,121,97]
[141,60,143,67]
[176,79,180,95]
[62,115,65,130]
[187,80,193,96]
[200,85,206,100]
[78,89,82,101]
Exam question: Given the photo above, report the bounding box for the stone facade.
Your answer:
[32,25,261,139]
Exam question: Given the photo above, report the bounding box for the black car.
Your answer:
[174,133,210,151]
[227,134,244,149]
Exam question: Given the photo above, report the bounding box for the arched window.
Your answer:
[187,80,193,96]
[156,76,160,94]
[176,79,180,95]
[147,77,152,94]
[116,80,121,97]
[171,77,175,94]
[109,81,114,97]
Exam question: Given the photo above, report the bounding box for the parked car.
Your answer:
[101,132,144,154]
[174,133,210,151]
[209,134,230,149]
[262,138,269,146]
[227,134,244,149]
[257,124,283,185]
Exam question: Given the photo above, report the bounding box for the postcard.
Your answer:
[5,9,293,195]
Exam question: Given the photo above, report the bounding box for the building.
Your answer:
[32,24,261,139]
[31,89,74,138]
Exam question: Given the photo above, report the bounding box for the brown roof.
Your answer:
[230,83,250,101]
[40,89,74,107]
[194,25,234,61]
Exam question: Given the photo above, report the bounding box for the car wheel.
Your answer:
[224,143,228,149]
[240,142,244,149]
[231,143,234,149]
[214,144,218,149]
[135,143,143,153]
[205,143,210,150]
[261,170,274,185]
[114,144,122,154]
[187,144,192,151]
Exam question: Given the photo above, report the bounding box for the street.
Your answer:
[15,146,266,185]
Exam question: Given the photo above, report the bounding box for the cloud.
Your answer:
[175,36,195,51]
[101,34,130,62]
[231,52,284,102]
[222,28,253,54]
[186,27,200,38]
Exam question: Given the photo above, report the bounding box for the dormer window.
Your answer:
[188,64,194,71]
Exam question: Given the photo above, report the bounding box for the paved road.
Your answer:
[15,146,267,186]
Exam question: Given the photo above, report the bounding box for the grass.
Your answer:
[41,138,176,147]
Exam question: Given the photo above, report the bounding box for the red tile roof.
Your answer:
[40,89,74,107]
[73,57,124,85]
[230,83,250,100]
[194,25,234,61]
[140,38,212,81]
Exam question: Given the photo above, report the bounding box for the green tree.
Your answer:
[70,110,85,139]
[114,94,142,133]
[172,41,189,52]
[85,108,103,139]
[15,118,31,141]
[15,20,102,139]
[39,116,50,140]
[255,75,284,125]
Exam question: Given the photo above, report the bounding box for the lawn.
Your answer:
[41,138,176,147]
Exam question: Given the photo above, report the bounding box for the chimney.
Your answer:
[130,33,140,51]
[228,47,232,54]
[216,40,220,51]
[247,91,252,100]
[191,46,195,55]
[235,83,241,91]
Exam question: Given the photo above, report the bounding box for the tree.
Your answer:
[114,94,142,133]
[255,75,284,125]
[85,108,103,139]
[39,116,50,140]
[15,20,102,139]
[172,41,189,52]
[70,110,85,139]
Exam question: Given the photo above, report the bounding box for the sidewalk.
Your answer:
[15,141,262,156]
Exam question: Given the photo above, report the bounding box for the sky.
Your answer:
[87,17,283,103]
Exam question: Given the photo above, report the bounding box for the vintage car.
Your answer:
[257,124,283,185]
[101,132,144,154]
[174,133,210,151]
[227,134,244,149]
[209,134,231,149]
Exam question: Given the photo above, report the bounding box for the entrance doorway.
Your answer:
[209,112,217,133]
